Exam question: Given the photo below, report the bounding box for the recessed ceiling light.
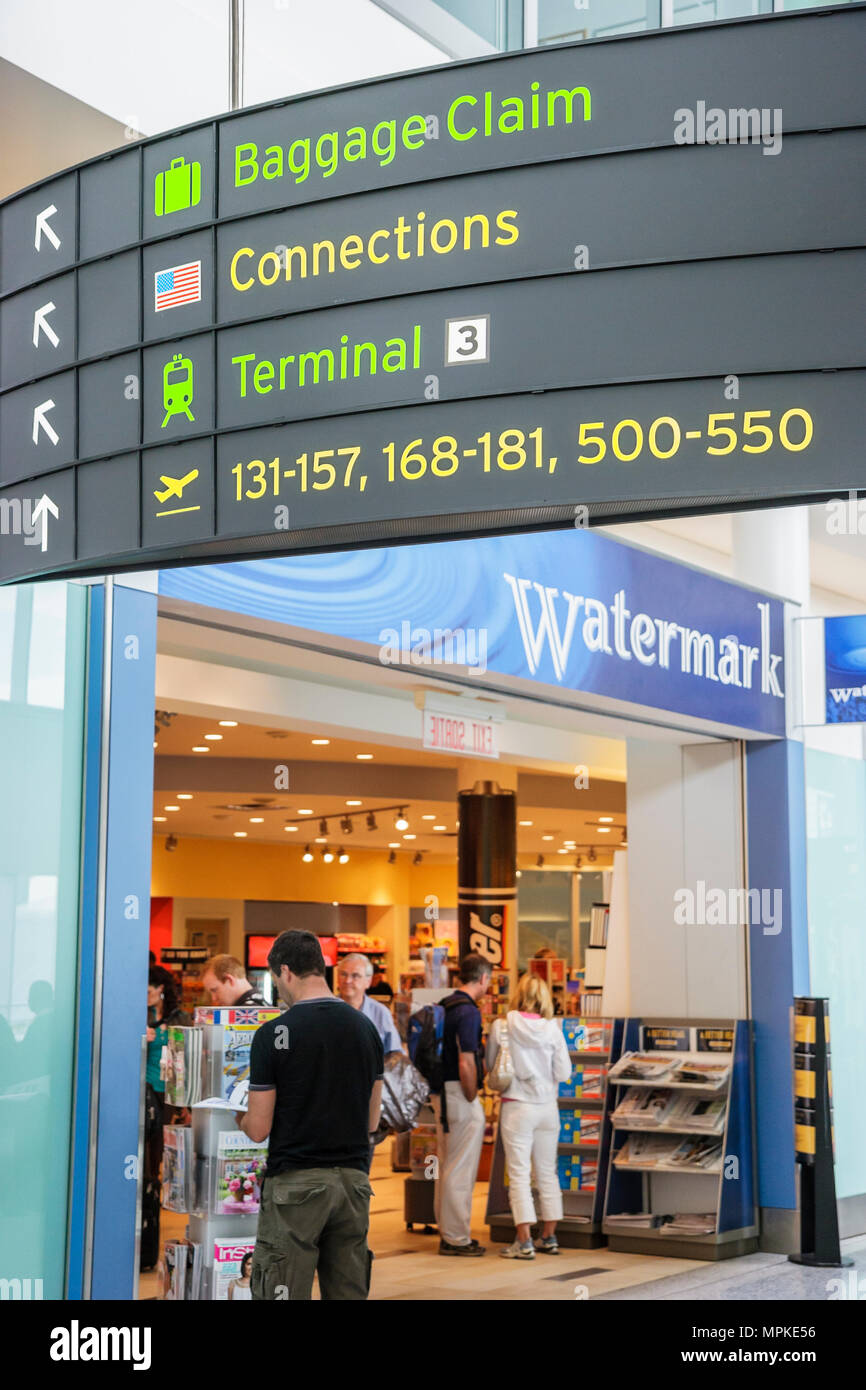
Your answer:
[388,842,400,849]
[314,836,327,844]
[234,831,247,838]
[153,741,158,749]
[177,794,193,800]
[249,817,264,824]
[153,816,166,823]
[519,820,533,827]
[164,805,180,812]
[542,834,554,842]
[219,720,238,727]
[557,848,568,854]
[403,833,416,840]
[356,753,373,760]
[599,816,613,823]
[598,827,611,834]
[346,800,362,807]
[312,738,330,745]
[298,809,313,816]
[421,814,436,821]
[192,746,209,753]
[285,825,298,832]
[204,733,222,741]
[332,900,339,906]
[434,825,447,831]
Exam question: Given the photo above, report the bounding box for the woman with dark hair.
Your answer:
[142,966,192,1271]
[228,1251,253,1301]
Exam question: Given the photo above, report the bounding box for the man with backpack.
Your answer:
[434,953,492,1256]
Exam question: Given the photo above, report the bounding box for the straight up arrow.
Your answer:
[34,205,61,252]
[32,302,59,348]
[30,494,60,553]
[32,399,59,446]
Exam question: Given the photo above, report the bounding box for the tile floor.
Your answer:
[138,1148,866,1302]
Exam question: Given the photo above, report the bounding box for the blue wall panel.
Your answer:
[90,585,157,1299]
[746,737,810,1212]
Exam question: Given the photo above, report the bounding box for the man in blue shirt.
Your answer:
[436,953,492,1256]
[337,954,404,1056]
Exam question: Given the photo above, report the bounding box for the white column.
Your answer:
[731,507,811,608]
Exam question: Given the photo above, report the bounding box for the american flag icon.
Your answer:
[154,260,202,312]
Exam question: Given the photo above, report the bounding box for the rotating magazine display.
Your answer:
[602,1018,757,1259]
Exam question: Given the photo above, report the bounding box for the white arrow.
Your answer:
[30,494,60,553]
[32,302,59,348]
[32,399,59,446]
[34,205,61,252]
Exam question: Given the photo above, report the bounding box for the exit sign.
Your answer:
[422,706,499,759]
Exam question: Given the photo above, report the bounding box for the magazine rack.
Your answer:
[485,1016,622,1248]
[602,1017,757,1260]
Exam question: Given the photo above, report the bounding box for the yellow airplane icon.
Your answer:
[154,469,199,504]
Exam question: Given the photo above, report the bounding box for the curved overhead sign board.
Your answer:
[0,8,864,584]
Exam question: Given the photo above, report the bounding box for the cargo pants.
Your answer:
[251,1167,374,1301]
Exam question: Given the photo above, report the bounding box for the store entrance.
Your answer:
[138,597,748,1299]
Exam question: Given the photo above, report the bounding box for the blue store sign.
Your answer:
[823,616,866,724]
[161,528,786,736]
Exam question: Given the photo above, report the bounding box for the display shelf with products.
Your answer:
[602,1018,757,1260]
[485,1015,623,1249]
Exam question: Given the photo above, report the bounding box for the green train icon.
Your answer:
[161,353,195,428]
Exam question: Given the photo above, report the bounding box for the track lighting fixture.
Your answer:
[322,847,334,863]
[536,853,544,867]
[395,809,409,831]
[319,817,329,835]
[338,851,350,864]
[165,834,178,852]
[412,851,422,866]
[302,845,314,862]
[588,846,597,863]
[340,815,353,834]
[388,849,397,864]
[575,854,582,869]
[366,812,377,831]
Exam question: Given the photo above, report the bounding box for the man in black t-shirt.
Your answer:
[435,952,492,1256]
[238,930,384,1301]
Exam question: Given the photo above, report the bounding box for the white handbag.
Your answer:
[486,1020,515,1093]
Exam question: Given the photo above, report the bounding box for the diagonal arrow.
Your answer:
[29,494,60,553]
[32,399,59,446]
[34,205,61,252]
[32,302,59,348]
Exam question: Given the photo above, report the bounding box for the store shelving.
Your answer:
[601,1018,758,1260]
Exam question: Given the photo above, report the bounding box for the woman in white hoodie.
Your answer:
[486,972,573,1260]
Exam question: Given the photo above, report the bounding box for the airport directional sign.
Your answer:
[0,8,864,584]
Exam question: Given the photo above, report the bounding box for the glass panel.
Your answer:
[538,0,661,43]
[672,0,771,26]
[243,0,452,108]
[517,868,573,968]
[0,581,87,1299]
[804,746,866,1201]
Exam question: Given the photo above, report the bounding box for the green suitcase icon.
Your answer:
[154,156,201,216]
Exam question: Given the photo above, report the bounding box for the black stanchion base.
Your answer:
[788,1254,854,1268]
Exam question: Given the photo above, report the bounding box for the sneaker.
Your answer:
[439,1238,486,1257]
[500,1240,535,1260]
[533,1235,560,1255]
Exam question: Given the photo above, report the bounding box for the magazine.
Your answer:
[162,1126,193,1212]
[670,1058,730,1089]
[612,1087,676,1128]
[661,1212,717,1234]
[212,1238,256,1300]
[665,1094,727,1133]
[608,1052,678,1083]
[613,1133,681,1167]
[214,1131,268,1215]
[162,1242,187,1300]
[669,1136,724,1170]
